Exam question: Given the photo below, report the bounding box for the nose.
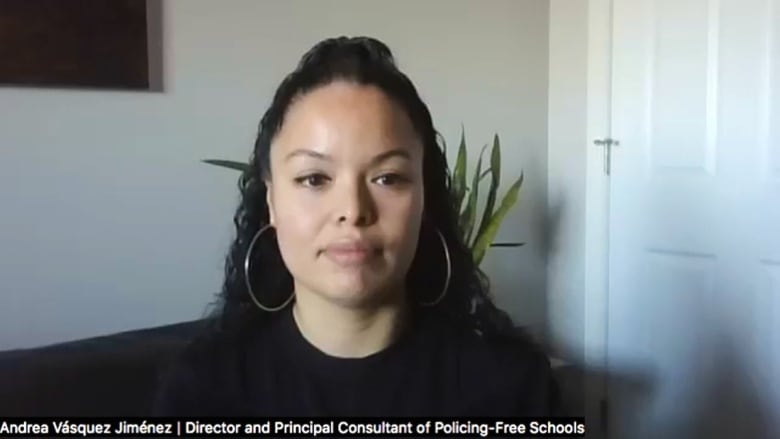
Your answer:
[336,178,375,227]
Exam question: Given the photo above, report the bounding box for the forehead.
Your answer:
[271,81,421,157]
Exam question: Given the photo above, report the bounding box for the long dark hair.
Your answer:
[211,36,517,340]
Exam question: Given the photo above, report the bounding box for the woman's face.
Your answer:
[266,81,425,308]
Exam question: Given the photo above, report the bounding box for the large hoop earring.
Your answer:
[244,224,295,312]
[418,227,452,307]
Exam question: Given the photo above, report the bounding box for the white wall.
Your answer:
[547,0,589,362]
[0,0,549,350]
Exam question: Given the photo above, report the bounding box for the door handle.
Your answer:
[593,138,620,175]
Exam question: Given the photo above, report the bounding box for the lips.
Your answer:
[324,241,378,265]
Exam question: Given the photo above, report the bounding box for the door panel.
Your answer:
[608,0,780,437]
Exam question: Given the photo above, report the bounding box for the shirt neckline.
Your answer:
[275,304,420,380]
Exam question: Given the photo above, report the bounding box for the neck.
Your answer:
[291,288,409,358]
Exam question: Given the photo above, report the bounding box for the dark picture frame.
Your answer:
[0,0,162,91]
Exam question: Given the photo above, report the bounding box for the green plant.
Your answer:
[443,128,524,265]
[202,128,523,265]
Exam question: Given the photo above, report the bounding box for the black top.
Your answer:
[153,306,560,417]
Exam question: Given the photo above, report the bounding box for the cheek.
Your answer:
[271,193,325,264]
[376,189,424,253]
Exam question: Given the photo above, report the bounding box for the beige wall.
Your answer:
[0,0,549,349]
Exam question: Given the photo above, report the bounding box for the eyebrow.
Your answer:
[284,149,331,162]
[284,148,412,165]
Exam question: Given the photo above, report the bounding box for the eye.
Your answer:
[373,173,408,186]
[294,173,330,188]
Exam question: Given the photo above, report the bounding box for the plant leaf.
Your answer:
[202,159,250,172]
[452,126,468,216]
[475,134,501,245]
[472,172,524,265]
[463,143,488,246]
[469,169,492,221]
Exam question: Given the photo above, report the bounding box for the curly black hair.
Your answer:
[210,36,517,340]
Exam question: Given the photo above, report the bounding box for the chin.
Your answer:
[322,278,396,308]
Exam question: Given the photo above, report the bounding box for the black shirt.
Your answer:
[153,306,559,417]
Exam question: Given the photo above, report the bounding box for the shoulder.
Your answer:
[454,325,552,385]
[152,315,268,416]
[425,316,560,416]
[152,330,230,416]
[423,312,550,376]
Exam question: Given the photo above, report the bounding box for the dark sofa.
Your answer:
[0,321,582,417]
[0,320,207,416]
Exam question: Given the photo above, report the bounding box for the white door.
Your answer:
[607,0,780,437]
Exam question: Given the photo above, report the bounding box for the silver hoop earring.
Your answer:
[244,224,295,312]
[418,227,452,307]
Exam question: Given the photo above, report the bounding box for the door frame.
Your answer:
[583,0,613,430]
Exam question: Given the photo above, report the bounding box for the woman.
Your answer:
[155,36,559,417]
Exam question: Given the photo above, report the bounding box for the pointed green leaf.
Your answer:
[472,172,524,265]
[457,187,470,224]
[458,185,470,242]
[202,159,250,172]
[464,168,491,226]
[452,126,468,213]
[490,134,502,185]
[463,144,488,246]
[475,134,502,243]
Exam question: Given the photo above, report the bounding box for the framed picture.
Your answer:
[0,0,162,90]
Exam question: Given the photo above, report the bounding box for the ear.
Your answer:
[265,181,276,226]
